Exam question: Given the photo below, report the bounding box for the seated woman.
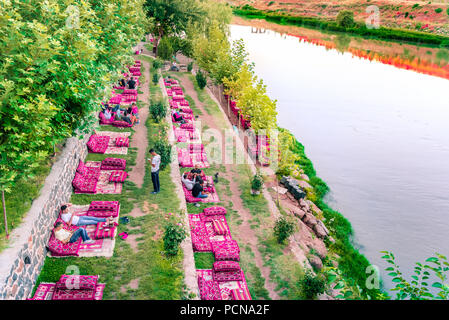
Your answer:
[53,221,95,244]
[181,172,195,191]
[127,107,138,125]
[192,181,209,199]
[172,111,185,124]
[60,204,114,227]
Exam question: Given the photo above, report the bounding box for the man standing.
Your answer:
[149,148,161,194]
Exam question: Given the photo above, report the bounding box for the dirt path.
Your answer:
[177,73,280,300]
[128,55,150,188]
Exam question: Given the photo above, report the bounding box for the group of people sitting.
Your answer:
[181,165,211,201]
[101,103,139,126]
[118,76,137,90]
[53,204,115,245]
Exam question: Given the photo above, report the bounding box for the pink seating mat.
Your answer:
[177,148,209,168]
[174,127,201,143]
[29,283,105,300]
[189,213,232,252]
[74,162,123,194]
[95,131,131,155]
[196,269,251,300]
[49,205,119,258]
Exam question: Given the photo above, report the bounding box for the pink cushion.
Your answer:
[203,206,227,216]
[109,171,128,183]
[230,288,251,300]
[115,137,129,147]
[113,120,133,128]
[89,201,118,211]
[212,220,228,235]
[211,240,240,261]
[76,161,88,176]
[100,158,126,170]
[56,275,98,290]
[198,278,221,300]
[213,261,240,272]
[213,269,243,282]
[47,233,81,257]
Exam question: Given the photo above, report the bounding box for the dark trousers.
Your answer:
[151,170,160,192]
[69,228,90,243]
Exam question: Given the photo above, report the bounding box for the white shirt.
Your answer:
[61,212,79,225]
[55,228,72,242]
[151,154,161,172]
[181,176,195,190]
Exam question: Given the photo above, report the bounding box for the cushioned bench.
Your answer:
[87,201,120,218]
[212,261,243,282]
[52,275,100,300]
[100,158,126,171]
[47,219,81,257]
[99,112,116,125]
[87,135,110,154]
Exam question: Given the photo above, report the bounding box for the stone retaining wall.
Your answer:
[0,134,90,300]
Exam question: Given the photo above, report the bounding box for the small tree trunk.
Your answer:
[2,190,8,239]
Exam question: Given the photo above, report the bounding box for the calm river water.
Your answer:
[229,23,449,292]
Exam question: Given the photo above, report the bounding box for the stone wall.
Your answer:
[0,134,90,300]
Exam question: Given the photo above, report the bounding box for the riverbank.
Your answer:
[233,5,449,47]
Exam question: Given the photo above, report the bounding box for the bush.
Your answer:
[153,138,172,170]
[157,37,173,60]
[435,8,443,13]
[447,7,449,15]
[152,72,160,85]
[274,217,294,244]
[187,61,193,72]
[297,270,326,299]
[150,100,167,123]
[251,173,264,191]
[152,59,163,70]
[336,10,354,28]
[196,70,207,89]
[163,223,186,256]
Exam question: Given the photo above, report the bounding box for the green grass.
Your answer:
[193,252,215,269]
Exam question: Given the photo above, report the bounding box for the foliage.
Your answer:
[251,172,264,191]
[195,70,207,89]
[152,59,163,70]
[0,0,147,236]
[275,129,301,177]
[150,100,167,123]
[298,270,326,299]
[187,61,193,72]
[163,222,186,256]
[273,217,294,244]
[336,10,355,28]
[152,72,160,85]
[153,133,172,170]
[435,8,443,13]
[157,37,174,60]
[381,251,449,300]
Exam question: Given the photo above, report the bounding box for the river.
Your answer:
[229,21,449,292]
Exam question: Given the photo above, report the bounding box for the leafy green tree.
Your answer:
[298,270,326,299]
[381,251,449,300]
[195,70,207,89]
[274,217,294,244]
[158,37,174,60]
[336,10,355,28]
[144,0,205,55]
[150,100,167,122]
[163,222,186,256]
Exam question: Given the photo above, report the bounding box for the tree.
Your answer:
[381,251,449,300]
[336,10,355,28]
[298,270,326,299]
[274,217,294,244]
[163,222,186,256]
[158,37,174,60]
[0,0,147,238]
[144,0,205,55]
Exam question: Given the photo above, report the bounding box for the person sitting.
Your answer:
[119,78,126,87]
[127,77,136,90]
[54,221,95,244]
[122,111,133,126]
[170,61,179,72]
[172,111,185,124]
[102,106,113,120]
[181,172,195,191]
[192,180,208,199]
[60,204,114,227]
[127,107,138,125]
[190,165,202,175]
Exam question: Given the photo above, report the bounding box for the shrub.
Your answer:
[251,173,264,191]
[157,37,173,60]
[195,70,207,89]
[152,59,163,70]
[150,100,167,123]
[163,223,186,256]
[153,138,172,170]
[268,1,275,6]
[187,61,193,72]
[274,217,294,244]
[152,72,160,85]
[336,10,354,28]
[447,7,449,15]
[435,8,443,13]
[297,270,326,299]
